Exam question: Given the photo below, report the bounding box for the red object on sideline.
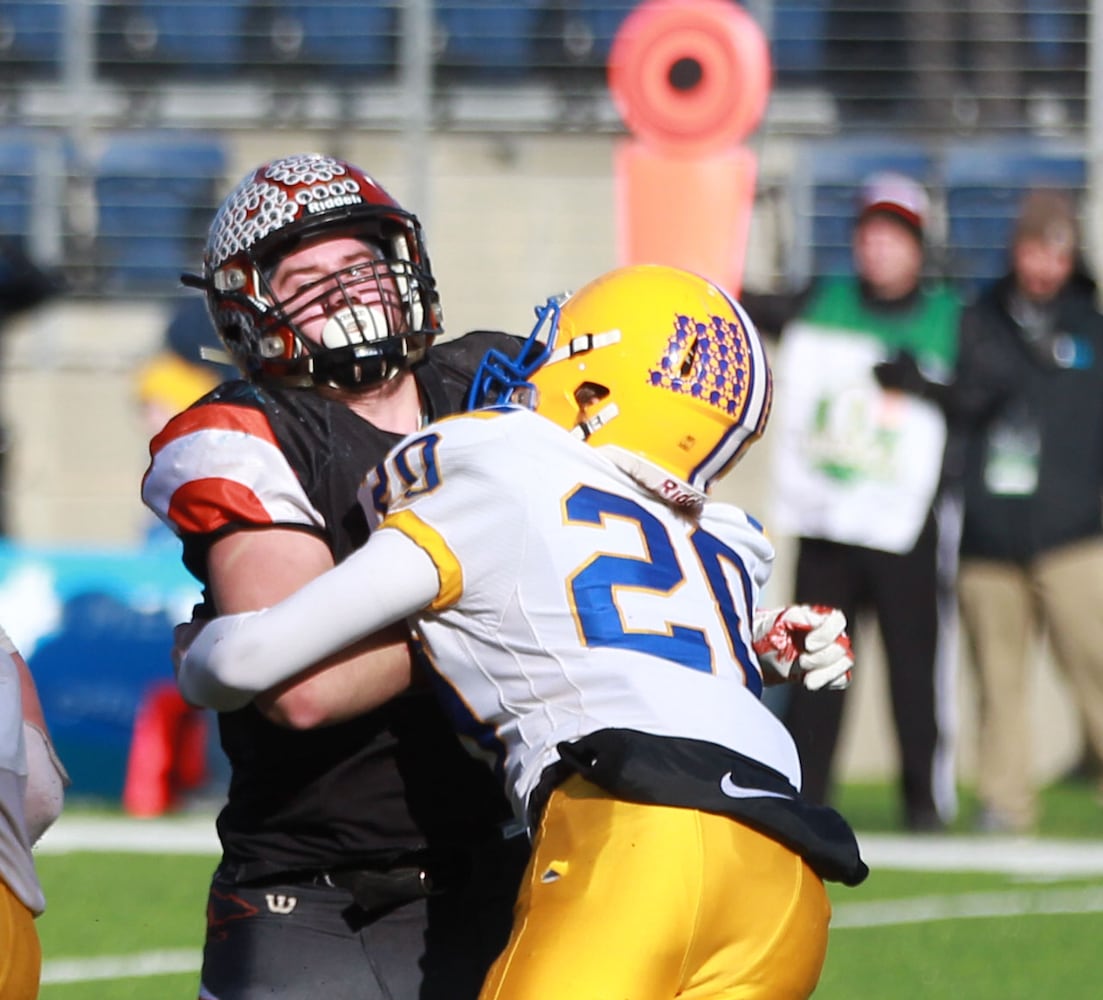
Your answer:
[122,680,208,817]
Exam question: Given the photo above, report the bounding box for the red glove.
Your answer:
[752,605,853,691]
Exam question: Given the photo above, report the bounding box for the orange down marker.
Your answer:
[608,0,772,296]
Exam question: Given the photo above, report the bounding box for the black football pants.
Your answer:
[198,838,528,1000]
[782,512,944,828]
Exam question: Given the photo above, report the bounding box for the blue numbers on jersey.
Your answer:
[565,486,760,693]
[391,433,442,498]
[692,527,761,694]
[364,432,443,519]
[372,434,761,692]
[566,489,712,674]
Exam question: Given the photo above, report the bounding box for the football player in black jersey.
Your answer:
[142,153,528,1000]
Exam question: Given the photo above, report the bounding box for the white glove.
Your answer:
[752,605,853,692]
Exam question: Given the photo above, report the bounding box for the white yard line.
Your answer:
[36,814,220,855]
[832,885,1103,929]
[857,833,1103,877]
[42,949,200,984]
[36,816,1103,876]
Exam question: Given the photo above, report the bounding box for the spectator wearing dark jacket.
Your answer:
[953,189,1103,833]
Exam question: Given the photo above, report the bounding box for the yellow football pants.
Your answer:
[0,876,41,1000]
[480,775,830,1000]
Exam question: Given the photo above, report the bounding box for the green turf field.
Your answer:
[32,780,1103,998]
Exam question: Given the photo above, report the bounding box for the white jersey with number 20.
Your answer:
[363,406,801,819]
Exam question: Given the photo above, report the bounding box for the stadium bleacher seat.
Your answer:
[241,1,397,82]
[0,127,70,275]
[531,1,634,87]
[435,1,542,82]
[1024,0,1085,72]
[0,130,37,242]
[944,139,1087,297]
[770,0,828,82]
[93,133,227,293]
[0,0,65,81]
[95,0,251,82]
[791,138,936,280]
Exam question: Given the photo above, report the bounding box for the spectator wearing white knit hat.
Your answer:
[740,170,963,833]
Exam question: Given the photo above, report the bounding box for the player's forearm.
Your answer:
[257,627,414,728]
[178,529,440,711]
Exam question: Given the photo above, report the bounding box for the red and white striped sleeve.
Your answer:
[141,400,324,538]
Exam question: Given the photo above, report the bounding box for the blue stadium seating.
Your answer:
[242,1,397,80]
[436,1,542,81]
[1023,0,1084,71]
[770,0,829,81]
[531,1,634,84]
[944,140,1087,296]
[0,1,65,80]
[793,138,936,279]
[0,130,37,241]
[142,1,251,71]
[96,0,252,80]
[93,133,227,292]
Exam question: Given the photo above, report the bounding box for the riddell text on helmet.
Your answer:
[304,193,363,214]
[660,480,701,508]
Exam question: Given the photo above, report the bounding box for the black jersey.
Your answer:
[142,332,521,879]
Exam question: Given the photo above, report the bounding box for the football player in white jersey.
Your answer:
[177,264,868,999]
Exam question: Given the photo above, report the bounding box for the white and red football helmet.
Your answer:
[186,152,442,388]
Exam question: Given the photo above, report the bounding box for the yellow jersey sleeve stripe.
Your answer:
[379,509,463,611]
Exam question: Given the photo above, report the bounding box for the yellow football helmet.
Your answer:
[470,264,772,504]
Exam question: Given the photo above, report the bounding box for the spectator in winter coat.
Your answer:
[953,188,1103,833]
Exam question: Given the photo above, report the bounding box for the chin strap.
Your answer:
[599,445,707,511]
[570,401,620,441]
[307,335,425,389]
